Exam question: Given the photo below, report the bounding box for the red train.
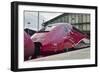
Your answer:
[24,23,89,61]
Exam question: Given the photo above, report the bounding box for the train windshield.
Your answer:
[45,25,56,31]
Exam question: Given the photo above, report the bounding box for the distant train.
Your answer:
[24,23,89,61]
[24,32,35,61]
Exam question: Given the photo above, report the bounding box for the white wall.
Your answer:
[0,0,99,73]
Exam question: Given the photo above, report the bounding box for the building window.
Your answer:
[60,17,63,22]
[83,14,87,23]
[58,18,61,22]
[78,14,83,23]
[78,24,83,31]
[75,25,79,29]
[65,16,68,22]
[83,24,87,31]
[62,17,65,22]
[75,14,78,23]
[71,14,75,24]
[78,14,80,23]
[87,24,90,31]
[68,14,73,23]
[87,14,90,22]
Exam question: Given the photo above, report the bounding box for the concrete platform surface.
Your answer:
[28,47,90,62]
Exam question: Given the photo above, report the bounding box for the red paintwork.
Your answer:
[24,32,35,61]
[31,23,87,56]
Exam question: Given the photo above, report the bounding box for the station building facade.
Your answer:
[43,13,90,36]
